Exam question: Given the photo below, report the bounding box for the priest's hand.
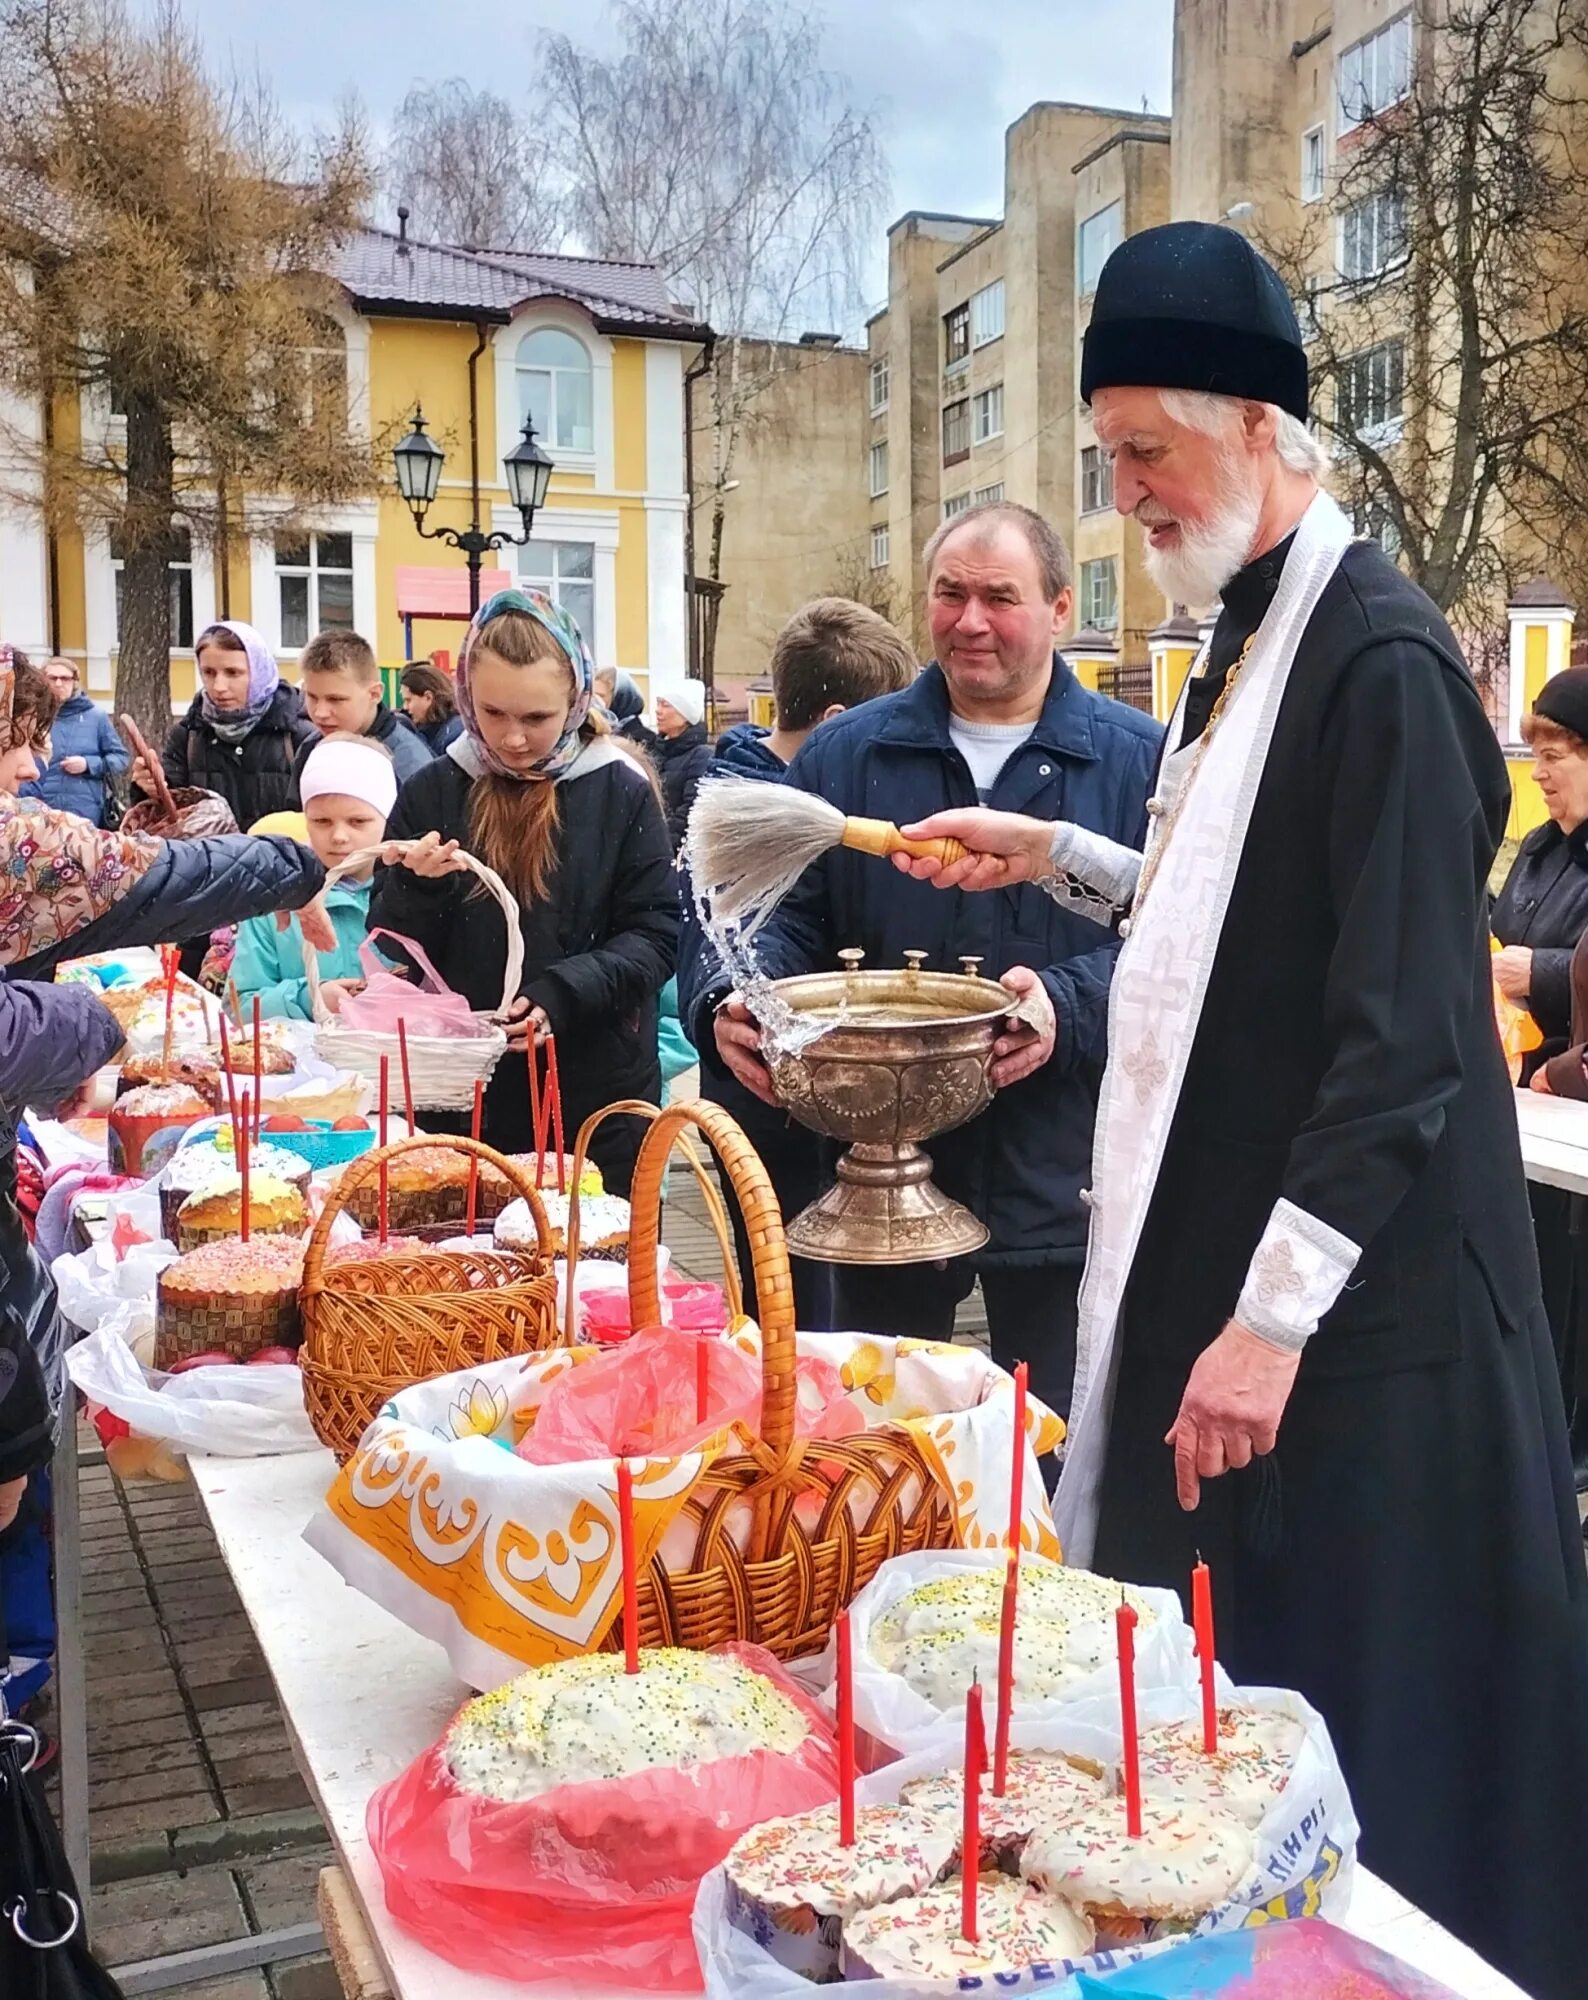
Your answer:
[992,967,1057,1085]
[1165,1320,1301,1510]
[1492,945,1533,1001]
[888,809,1053,892]
[714,995,779,1106]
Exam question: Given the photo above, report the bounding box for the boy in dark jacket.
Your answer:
[678,598,918,1328]
[292,629,433,795]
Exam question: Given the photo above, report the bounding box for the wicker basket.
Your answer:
[576,1099,957,1663]
[299,1136,560,1461]
[301,843,519,1114]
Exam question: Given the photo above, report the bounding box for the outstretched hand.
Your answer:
[889,809,1054,892]
[381,832,469,879]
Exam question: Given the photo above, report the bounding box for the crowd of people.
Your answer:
[1,219,1587,2000]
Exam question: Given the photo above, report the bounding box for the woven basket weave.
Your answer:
[302,842,519,1114]
[575,1099,956,1663]
[299,1136,559,1461]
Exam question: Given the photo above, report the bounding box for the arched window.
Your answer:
[516,328,594,453]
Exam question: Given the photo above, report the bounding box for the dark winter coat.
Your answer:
[1089,539,1588,2000]
[413,711,464,756]
[0,978,123,1483]
[1491,814,1588,1071]
[369,746,678,1193]
[150,685,316,829]
[655,721,713,850]
[686,661,1161,1265]
[291,703,435,798]
[21,693,129,826]
[712,721,783,779]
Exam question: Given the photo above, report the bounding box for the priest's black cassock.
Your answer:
[1065,528,1588,1999]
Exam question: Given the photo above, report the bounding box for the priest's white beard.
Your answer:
[1138,465,1263,610]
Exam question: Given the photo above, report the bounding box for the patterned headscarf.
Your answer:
[200,620,279,741]
[454,588,594,782]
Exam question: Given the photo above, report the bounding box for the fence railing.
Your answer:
[1095,662,1154,714]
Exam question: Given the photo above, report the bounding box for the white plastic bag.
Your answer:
[828,1548,1199,1758]
[65,1323,320,1457]
[53,1237,177,1337]
[694,1682,1358,2000]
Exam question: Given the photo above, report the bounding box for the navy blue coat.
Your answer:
[686,659,1161,1264]
[21,694,129,826]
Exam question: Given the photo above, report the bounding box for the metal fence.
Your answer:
[1095,661,1155,714]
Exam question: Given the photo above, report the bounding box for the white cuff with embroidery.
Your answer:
[1234,1198,1361,1353]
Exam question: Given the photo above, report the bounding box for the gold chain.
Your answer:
[1132,631,1257,917]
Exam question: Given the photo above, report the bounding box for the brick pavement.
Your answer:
[67,1160,990,1992]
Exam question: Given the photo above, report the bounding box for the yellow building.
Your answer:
[1,223,708,708]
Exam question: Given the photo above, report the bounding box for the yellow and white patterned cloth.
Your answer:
[305,1328,1063,1691]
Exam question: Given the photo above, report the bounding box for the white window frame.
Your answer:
[869,355,890,415]
[245,500,377,668]
[1079,555,1119,632]
[1338,187,1407,282]
[970,280,1005,348]
[492,503,621,667]
[1337,12,1412,136]
[493,306,613,488]
[972,482,1004,506]
[516,536,597,645]
[274,531,356,652]
[515,326,596,458]
[1336,339,1406,447]
[971,383,1004,445]
[1301,124,1326,203]
[1080,444,1114,515]
[870,523,890,569]
[943,493,971,521]
[869,439,889,497]
[1078,200,1123,299]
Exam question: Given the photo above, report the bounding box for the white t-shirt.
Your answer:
[947,717,1037,801]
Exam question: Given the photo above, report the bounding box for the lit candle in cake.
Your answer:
[962,1680,985,1943]
[1192,1555,1217,1755]
[836,1608,856,1847]
[1118,1593,1141,1837]
[617,1458,639,1673]
[993,1549,1017,1797]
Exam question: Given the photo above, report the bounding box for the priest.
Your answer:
[888,221,1588,2000]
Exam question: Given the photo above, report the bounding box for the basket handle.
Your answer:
[300,842,526,1024]
[300,1134,552,1295]
[628,1100,798,1460]
[560,1101,744,1345]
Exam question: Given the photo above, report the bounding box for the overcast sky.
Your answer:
[168,0,1173,322]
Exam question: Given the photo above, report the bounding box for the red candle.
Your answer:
[1117,1595,1142,1837]
[1192,1556,1218,1755]
[377,1055,390,1246]
[251,996,262,1139]
[527,1037,545,1188]
[465,1077,483,1238]
[397,1017,416,1136]
[696,1335,710,1426]
[1008,1359,1028,1551]
[238,1091,251,1244]
[159,943,178,1079]
[218,1016,241,1154]
[546,1034,566,1193]
[836,1609,856,1847]
[961,1681,985,1943]
[616,1459,640,1673]
[993,1550,1018,1797]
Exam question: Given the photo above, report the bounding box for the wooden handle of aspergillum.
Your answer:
[841,816,968,867]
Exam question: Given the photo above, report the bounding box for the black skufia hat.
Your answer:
[1080,222,1309,421]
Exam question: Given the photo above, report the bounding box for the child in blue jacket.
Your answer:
[233,734,396,1019]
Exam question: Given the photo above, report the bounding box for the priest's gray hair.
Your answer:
[923,500,1074,601]
[1159,388,1328,479]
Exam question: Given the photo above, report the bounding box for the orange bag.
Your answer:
[1492,937,1543,1083]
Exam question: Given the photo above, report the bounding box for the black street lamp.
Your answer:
[392,406,554,613]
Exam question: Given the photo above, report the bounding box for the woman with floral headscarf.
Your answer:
[130,620,315,830]
[370,590,677,1193]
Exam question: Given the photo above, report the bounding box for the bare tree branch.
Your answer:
[384,78,563,251]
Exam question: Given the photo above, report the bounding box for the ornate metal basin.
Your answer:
[763,949,1011,1265]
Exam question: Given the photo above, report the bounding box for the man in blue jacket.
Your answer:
[694,503,1161,1418]
[21,659,128,825]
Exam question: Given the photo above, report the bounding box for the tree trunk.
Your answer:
[118,395,177,750]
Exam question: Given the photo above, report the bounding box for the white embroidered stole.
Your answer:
[1054,492,1356,1564]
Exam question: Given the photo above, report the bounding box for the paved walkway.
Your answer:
[58,1159,990,1994]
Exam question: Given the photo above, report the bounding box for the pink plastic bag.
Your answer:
[367,1642,839,1989]
[337,928,486,1039]
[518,1325,864,1464]
[580,1268,729,1345]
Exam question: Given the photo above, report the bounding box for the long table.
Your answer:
[192,1449,1530,2000]
[1515,1085,1588,1195]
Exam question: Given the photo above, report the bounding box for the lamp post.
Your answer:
[392,406,554,614]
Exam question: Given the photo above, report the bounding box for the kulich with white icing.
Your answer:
[899,1748,1107,1866]
[444,1648,808,1803]
[1137,1705,1304,1828]
[724,1803,954,1922]
[842,1874,1094,1981]
[495,1191,631,1260]
[1020,1796,1253,1929]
